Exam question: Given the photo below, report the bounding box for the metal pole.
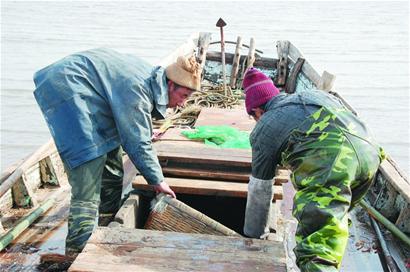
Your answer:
[216,18,227,96]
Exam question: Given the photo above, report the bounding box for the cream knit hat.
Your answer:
[165,55,202,91]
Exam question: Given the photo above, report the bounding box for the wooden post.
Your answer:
[196,32,212,71]
[230,36,243,89]
[276,41,290,87]
[285,57,305,94]
[319,70,336,91]
[246,37,256,69]
[12,174,38,208]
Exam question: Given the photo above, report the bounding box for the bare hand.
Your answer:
[153,181,176,198]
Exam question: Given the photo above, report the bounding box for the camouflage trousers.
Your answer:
[63,146,124,254]
[282,107,384,272]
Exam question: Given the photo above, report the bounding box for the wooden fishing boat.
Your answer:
[0,31,409,271]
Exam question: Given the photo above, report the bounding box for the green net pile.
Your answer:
[181,125,251,149]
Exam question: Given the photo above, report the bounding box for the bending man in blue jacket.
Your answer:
[33,48,201,254]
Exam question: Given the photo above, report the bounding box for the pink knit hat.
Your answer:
[243,67,280,115]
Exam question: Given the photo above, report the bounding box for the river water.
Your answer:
[1,1,409,173]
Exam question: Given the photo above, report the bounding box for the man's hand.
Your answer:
[153,181,176,198]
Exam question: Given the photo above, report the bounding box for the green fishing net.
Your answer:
[181,125,251,149]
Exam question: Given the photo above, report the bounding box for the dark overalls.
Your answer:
[249,90,384,271]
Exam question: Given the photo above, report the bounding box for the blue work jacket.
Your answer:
[33,48,168,185]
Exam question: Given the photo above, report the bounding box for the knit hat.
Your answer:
[243,67,280,115]
[165,55,202,91]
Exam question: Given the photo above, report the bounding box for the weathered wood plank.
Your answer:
[285,57,305,94]
[159,128,199,142]
[246,37,256,69]
[287,42,322,86]
[230,36,242,88]
[132,176,283,200]
[195,107,255,132]
[114,194,139,228]
[145,194,239,236]
[162,165,287,185]
[154,141,252,167]
[276,40,289,87]
[69,227,286,272]
[318,70,336,91]
[162,166,249,182]
[206,51,277,68]
[379,159,410,204]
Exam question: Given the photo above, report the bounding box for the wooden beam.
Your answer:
[145,195,239,236]
[287,42,322,86]
[276,41,289,87]
[162,166,288,186]
[379,159,410,204]
[246,37,256,69]
[69,227,287,272]
[162,166,249,182]
[132,176,283,201]
[206,52,277,69]
[154,141,252,168]
[285,57,305,93]
[11,175,38,208]
[230,36,242,89]
[318,70,336,91]
[114,194,139,228]
[194,107,255,132]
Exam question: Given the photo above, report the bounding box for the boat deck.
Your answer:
[69,227,287,272]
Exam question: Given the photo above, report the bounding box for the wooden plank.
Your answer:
[246,37,256,69]
[195,107,255,132]
[158,128,198,142]
[69,227,286,272]
[319,70,336,91]
[163,165,287,185]
[154,141,252,167]
[162,166,249,182]
[206,51,277,69]
[276,40,289,86]
[285,57,305,94]
[132,176,283,200]
[379,159,410,204]
[114,194,139,228]
[230,36,242,88]
[145,195,239,236]
[287,42,322,86]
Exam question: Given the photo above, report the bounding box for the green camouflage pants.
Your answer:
[282,107,384,272]
[64,146,124,254]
